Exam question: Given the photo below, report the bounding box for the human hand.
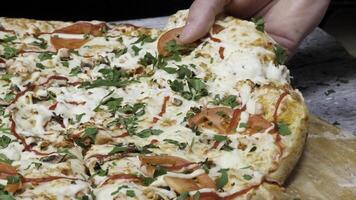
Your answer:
[179,0,331,55]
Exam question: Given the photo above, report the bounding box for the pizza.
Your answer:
[0,10,308,200]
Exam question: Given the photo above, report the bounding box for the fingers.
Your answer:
[259,0,331,54]
[179,0,231,44]
[226,0,273,19]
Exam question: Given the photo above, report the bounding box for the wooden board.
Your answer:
[283,115,356,199]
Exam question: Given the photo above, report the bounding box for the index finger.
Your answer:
[179,0,231,44]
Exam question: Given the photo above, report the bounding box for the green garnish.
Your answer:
[277,122,291,136]
[131,45,141,56]
[111,185,128,196]
[211,94,239,108]
[132,34,156,45]
[251,18,264,32]
[163,139,187,150]
[38,52,53,61]
[126,190,136,197]
[216,169,229,190]
[177,192,189,200]
[273,45,287,65]
[2,46,17,59]
[153,165,167,178]
[0,135,11,149]
[243,174,253,180]
[136,128,163,138]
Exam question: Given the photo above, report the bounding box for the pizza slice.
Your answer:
[0,9,307,200]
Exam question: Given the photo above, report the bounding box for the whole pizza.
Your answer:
[0,10,308,200]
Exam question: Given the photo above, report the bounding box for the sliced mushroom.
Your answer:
[57,48,70,61]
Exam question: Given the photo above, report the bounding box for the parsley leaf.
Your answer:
[132,34,156,45]
[193,191,201,200]
[31,38,47,49]
[177,192,189,200]
[126,190,135,197]
[0,135,11,149]
[277,122,291,136]
[113,48,127,58]
[38,52,53,61]
[153,165,167,178]
[243,174,253,180]
[251,18,264,32]
[111,185,128,196]
[273,45,287,65]
[1,35,17,43]
[69,66,82,76]
[131,45,141,56]
[7,175,20,184]
[0,153,12,164]
[81,68,137,89]
[163,139,187,150]
[136,128,163,138]
[216,169,229,190]
[213,135,228,142]
[211,94,239,108]
[2,46,17,59]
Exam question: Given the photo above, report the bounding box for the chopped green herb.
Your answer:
[69,66,82,76]
[36,63,46,70]
[31,38,47,49]
[153,165,167,178]
[239,122,248,128]
[277,122,291,136]
[111,185,128,196]
[131,45,141,56]
[211,94,239,108]
[81,67,137,89]
[243,174,253,180]
[163,139,187,150]
[113,48,127,58]
[3,92,14,103]
[0,153,12,164]
[273,45,287,65]
[216,169,229,190]
[83,127,98,143]
[132,34,156,45]
[193,191,201,200]
[126,190,135,197]
[1,35,17,43]
[75,113,85,123]
[2,46,17,59]
[251,18,264,32]
[109,145,129,155]
[213,135,228,142]
[141,176,155,186]
[0,135,11,149]
[61,61,69,67]
[164,40,194,61]
[7,175,20,184]
[57,148,78,159]
[38,52,53,61]
[177,192,189,200]
[136,128,163,138]
[0,74,12,82]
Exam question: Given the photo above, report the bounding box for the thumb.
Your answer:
[179,0,231,44]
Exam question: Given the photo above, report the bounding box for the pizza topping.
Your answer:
[218,47,225,59]
[54,22,108,36]
[251,18,265,32]
[273,45,287,65]
[164,173,215,194]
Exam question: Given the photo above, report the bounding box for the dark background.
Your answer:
[0,0,355,23]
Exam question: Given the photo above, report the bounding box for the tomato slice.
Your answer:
[50,37,88,50]
[247,115,273,134]
[157,27,183,57]
[54,22,107,36]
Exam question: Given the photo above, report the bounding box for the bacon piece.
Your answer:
[10,84,36,105]
[188,107,234,134]
[5,182,22,193]
[246,115,273,134]
[152,96,170,124]
[164,173,215,194]
[219,47,225,59]
[39,75,69,86]
[226,106,245,133]
[0,163,17,179]
[210,37,221,43]
[102,174,140,185]
[139,155,196,171]
[48,102,58,110]
[212,24,225,34]
[54,22,107,36]
[50,37,88,50]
